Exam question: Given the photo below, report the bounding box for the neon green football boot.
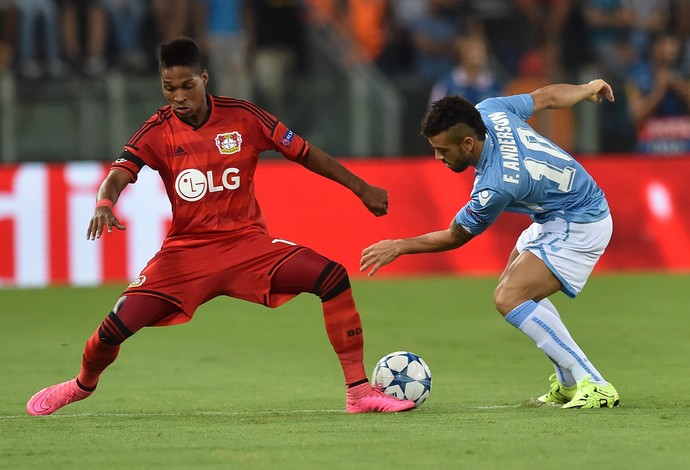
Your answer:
[562,376,620,409]
[536,373,577,405]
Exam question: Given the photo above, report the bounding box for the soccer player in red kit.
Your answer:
[27,37,415,415]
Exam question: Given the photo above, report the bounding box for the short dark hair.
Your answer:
[421,95,487,140]
[159,37,204,72]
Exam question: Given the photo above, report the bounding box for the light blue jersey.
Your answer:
[455,94,609,235]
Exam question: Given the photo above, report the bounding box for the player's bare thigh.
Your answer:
[493,250,562,316]
[498,247,520,284]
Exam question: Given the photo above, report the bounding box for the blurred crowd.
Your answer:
[1,0,690,154]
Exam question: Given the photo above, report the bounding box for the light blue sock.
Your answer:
[505,300,606,385]
[538,298,577,387]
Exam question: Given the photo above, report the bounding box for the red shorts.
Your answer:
[122,230,308,326]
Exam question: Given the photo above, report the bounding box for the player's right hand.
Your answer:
[360,239,400,276]
[86,207,127,240]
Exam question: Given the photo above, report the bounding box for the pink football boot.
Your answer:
[346,383,416,413]
[27,379,93,416]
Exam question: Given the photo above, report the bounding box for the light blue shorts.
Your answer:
[516,214,613,298]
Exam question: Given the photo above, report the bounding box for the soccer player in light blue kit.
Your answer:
[360,79,620,409]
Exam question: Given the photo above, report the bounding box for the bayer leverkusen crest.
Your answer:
[215,131,242,155]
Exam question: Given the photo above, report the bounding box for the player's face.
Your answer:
[161,66,209,126]
[428,128,475,173]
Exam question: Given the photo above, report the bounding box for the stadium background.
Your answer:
[3,4,690,468]
[2,1,690,286]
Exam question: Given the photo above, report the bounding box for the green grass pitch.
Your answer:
[2,274,690,469]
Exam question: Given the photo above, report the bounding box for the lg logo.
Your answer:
[175,168,240,202]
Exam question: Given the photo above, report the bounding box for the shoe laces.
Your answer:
[372,383,386,394]
[56,381,88,406]
[347,384,392,404]
[545,373,574,400]
[57,382,77,405]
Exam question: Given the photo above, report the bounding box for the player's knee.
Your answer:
[314,261,351,302]
[98,297,134,345]
[493,284,515,316]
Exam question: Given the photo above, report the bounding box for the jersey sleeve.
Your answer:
[112,149,146,182]
[245,102,309,162]
[113,110,167,181]
[271,121,309,162]
[454,187,513,235]
[477,94,534,121]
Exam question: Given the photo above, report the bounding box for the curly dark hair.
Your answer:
[421,95,487,141]
[159,37,204,73]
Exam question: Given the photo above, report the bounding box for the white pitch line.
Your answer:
[474,404,523,409]
[0,409,343,419]
[1,404,527,419]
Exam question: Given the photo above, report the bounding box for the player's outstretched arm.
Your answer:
[299,144,388,217]
[530,79,615,113]
[86,168,131,240]
[360,221,474,276]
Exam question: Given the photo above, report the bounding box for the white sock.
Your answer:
[505,300,606,385]
[538,298,577,387]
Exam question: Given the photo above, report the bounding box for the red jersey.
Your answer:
[112,95,309,243]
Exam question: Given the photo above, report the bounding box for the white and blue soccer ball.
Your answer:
[372,351,432,407]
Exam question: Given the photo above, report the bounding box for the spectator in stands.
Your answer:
[151,0,206,44]
[342,0,391,64]
[428,34,503,106]
[304,0,399,73]
[248,0,306,117]
[513,0,576,79]
[515,0,575,46]
[581,0,640,152]
[375,0,426,76]
[302,0,348,46]
[304,0,337,26]
[99,0,148,73]
[581,0,630,77]
[57,0,109,77]
[202,0,251,100]
[672,0,690,75]
[621,0,671,55]
[0,0,17,74]
[12,0,67,79]
[627,32,690,154]
[464,0,528,77]
[391,0,428,27]
[504,48,576,152]
[303,0,412,80]
[407,0,465,81]
[553,2,593,82]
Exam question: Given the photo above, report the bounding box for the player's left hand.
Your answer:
[360,184,388,217]
[586,79,615,104]
[360,239,399,276]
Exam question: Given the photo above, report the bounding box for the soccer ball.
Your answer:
[372,351,432,407]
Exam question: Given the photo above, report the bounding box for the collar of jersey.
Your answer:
[476,131,492,171]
